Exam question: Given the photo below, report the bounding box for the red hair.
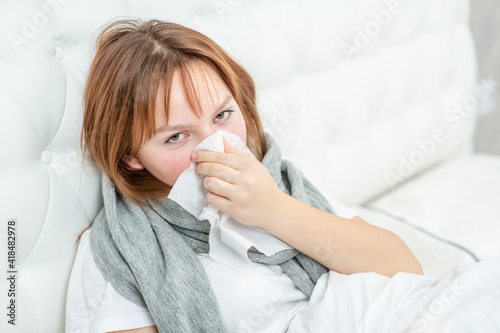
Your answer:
[82,19,267,203]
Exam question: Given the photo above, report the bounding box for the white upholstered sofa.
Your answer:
[1,0,499,332]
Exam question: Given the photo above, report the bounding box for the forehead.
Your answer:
[154,61,231,123]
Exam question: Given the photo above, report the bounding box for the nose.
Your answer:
[196,126,218,146]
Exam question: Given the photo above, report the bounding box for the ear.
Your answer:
[122,155,144,170]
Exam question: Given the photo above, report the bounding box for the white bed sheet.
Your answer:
[288,253,500,332]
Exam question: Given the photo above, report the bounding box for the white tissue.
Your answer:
[168,131,292,272]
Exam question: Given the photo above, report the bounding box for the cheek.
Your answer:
[137,140,195,188]
[235,125,247,145]
[162,151,193,186]
[228,114,247,145]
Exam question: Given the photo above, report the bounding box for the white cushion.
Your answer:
[354,153,500,274]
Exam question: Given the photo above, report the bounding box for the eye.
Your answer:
[165,132,186,144]
[214,110,233,123]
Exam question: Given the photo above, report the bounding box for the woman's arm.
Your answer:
[193,141,422,277]
[263,194,423,276]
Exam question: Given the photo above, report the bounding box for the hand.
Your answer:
[192,138,284,228]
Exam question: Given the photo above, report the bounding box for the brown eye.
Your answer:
[166,133,185,143]
[214,110,233,122]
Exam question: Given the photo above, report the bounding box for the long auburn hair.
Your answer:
[82,19,267,203]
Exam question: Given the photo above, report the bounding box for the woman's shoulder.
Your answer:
[66,228,109,331]
[66,228,155,332]
[72,228,100,284]
[67,228,110,312]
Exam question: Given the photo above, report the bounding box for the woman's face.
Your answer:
[124,62,247,187]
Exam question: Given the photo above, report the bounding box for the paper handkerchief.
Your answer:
[168,131,292,272]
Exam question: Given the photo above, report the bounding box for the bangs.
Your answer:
[175,60,220,121]
[131,59,223,154]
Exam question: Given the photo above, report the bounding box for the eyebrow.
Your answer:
[155,95,234,133]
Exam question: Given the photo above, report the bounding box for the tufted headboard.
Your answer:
[0,0,476,332]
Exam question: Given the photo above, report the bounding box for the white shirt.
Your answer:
[65,161,357,333]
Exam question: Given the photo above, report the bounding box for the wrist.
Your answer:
[258,188,292,233]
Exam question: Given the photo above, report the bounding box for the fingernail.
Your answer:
[191,151,198,160]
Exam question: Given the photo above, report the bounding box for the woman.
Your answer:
[66,19,422,333]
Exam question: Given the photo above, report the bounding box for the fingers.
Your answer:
[192,139,259,214]
[205,190,233,213]
[192,139,249,170]
[196,161,238,183]
[203,176,237,199]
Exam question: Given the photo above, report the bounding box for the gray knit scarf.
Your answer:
[90,134,336,332]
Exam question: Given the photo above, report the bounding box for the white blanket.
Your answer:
[287,254,500,332]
